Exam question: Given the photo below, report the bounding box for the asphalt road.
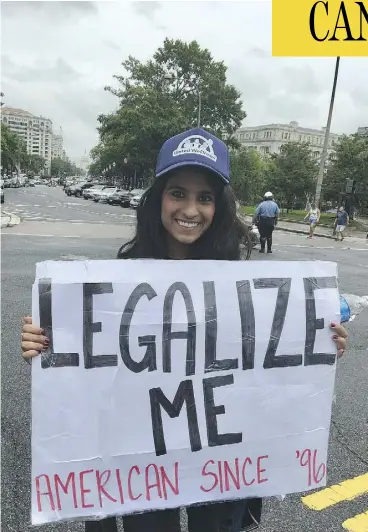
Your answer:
[1,187,368,532]
[2,184,137,225]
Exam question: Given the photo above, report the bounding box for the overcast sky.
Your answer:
[1,1,367,164]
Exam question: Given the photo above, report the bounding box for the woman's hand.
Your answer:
[21,316,49,361]
[331,322,348,358]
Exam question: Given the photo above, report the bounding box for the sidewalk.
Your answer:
[1,210,21,229]
[241,215,367,242]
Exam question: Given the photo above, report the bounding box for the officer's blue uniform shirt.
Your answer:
[255,200,280,218]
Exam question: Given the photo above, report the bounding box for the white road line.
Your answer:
[277,244,368,251]
[1,232,81,238]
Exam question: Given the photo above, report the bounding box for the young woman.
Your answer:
[304,203,320,238]
[21,129,348,532]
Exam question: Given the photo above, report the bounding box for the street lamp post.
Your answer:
[315,57,340,206]
[164,73,201,128]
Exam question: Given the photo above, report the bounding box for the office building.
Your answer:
[1,107,53,173]
[52,133,64,160]
[234,121,341,160]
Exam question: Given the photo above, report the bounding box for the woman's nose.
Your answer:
[181,200,199,218]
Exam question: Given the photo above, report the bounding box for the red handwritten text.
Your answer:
[200,456,269,493]
[35,462,179,513]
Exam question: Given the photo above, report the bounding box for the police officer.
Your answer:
[253,192,280,254]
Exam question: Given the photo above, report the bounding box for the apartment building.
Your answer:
[51,134,64,159]
[234,121,341,161]
[357,126,368,136]
[1,107,53,173]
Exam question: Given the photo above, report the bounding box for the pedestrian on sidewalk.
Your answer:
[334,206,349,241]
[304,203,320,238]
[253,191,280,253]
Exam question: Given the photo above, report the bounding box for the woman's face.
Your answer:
[161,168,216,257]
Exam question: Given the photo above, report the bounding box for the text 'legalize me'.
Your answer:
[37,276,337,456]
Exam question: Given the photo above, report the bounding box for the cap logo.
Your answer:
[172,134,217,162]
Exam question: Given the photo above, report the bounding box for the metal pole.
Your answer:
[197,88,201,128]
[315,56,340,206]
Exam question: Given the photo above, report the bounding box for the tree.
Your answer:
[1,124,28,174]
[92,38,246,178]
[50,157,83,178]
[323,134,368,210]
[266,143,318,211]
[27,154,46,174]
[230,148,268,204]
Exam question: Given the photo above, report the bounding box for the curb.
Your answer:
[1,211,21,229]
[240,215,335,240]
[274,225,336,240]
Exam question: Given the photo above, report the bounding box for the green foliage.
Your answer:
[1,124,47,175]
[230,148,268,204]
[1,124,28,172]
[323,134,368,209]
[265,142,318,209]
[92,38,246,177]
[27,154,46,174]
[50,157,82,177]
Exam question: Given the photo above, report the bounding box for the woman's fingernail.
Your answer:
[333,335,338,340]
[331,323,336,328]
[44,338,50,345]
[41,329,45,334]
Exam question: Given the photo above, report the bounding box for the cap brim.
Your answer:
[156,161,229,185]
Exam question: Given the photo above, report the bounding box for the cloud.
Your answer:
[1,56,81,83]
[1,1,97,19]
[0,1,365,162]
[132,1,161,20]
[103,40,121,52]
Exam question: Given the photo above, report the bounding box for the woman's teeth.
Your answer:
[176,219,200,228]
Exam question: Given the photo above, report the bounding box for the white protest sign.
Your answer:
[32,259,340,525]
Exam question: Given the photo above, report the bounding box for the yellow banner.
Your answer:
[272,0,368,56]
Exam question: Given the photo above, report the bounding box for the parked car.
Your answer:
[130,189,146,209]
[96,187,118,203]
[68,182,96,197]
[83,184,106,200]
[108,189,131,207]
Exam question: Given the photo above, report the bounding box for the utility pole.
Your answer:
[315,57,340,206]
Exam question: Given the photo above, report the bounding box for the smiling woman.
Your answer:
[118,130,248,262]
[161,169,217,257]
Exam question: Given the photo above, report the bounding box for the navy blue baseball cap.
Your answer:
[155,128,230,185]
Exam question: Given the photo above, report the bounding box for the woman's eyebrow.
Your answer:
[166,184,187,191]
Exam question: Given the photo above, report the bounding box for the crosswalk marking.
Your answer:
[301,473,368,511]
[342,510,368,532]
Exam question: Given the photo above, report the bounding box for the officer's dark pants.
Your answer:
[84,500,252,532]
[258,217,275,251]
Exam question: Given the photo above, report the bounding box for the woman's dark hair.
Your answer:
[117,170,251,261]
